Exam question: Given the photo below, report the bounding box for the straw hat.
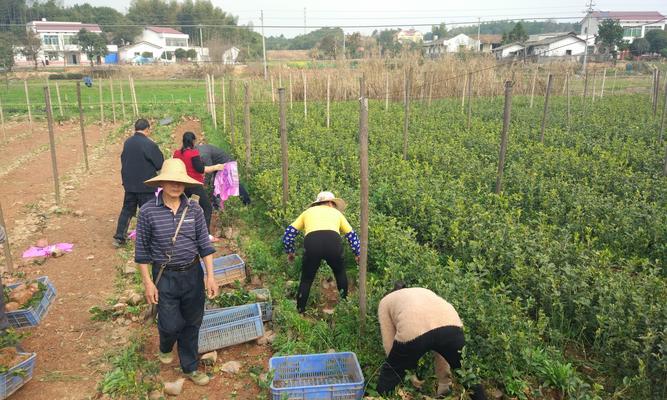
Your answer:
[144,158,202,187]
[309,191,346,211]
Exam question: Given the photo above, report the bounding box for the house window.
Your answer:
[165,38,187,47]
[623,27,641,37]
[566,50,572,55]
[62,35,74,45]
[644,26,662,33]
[43,35,59,45]
[46,51,59,60]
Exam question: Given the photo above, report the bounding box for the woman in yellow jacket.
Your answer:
[282,191,360,313]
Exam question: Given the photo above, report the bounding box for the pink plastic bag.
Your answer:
[213,161,239,209]
[22,243,74,259]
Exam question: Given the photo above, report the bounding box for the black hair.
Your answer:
[392,280,408,292]
[181,131,197,154]
[134,118,150,131]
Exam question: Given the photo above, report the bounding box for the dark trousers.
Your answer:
[297,230,348,313]
[114,191,155,242]
[153,262,205,373]
[377,326,486,400]
[185,186,212,230]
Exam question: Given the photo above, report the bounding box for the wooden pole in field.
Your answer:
[611,69,617,95]
[289,73,293,110]
[244,82,251,170]
[303,71,307,119]
[229,79,236,147]
[211,75,218,131]
[566,72,571,129]
[653,70,660,118]
[326,75,330,128]
[495,81,513,194]
[205,75,211,114]
[279,73,283,87]
[664,144,667,177]
[54,81,63,117]
[76,82,90,172]
[529,68,537,108]
[24,80,33,132]
[600,68,607,98]
[583,72,589,98]
[109,79,117,124]
[43,87,61,205]
[651,69,656,106]
[358,76,369,334]
[129,76,138,117]
[0,201,13,272]
[0,98,6,140]
[385,72,389,111]
[428,72,434,107]
[403,69,411,160]
[271,75,275,103]
[466,72,473,130]
[659,80,667,144]
[540,74,554,143]
[461,72,467,112]
[221,77,227,133]
[119,82,126,120]
[279,88,288,214]
[591,72,597,104]
[98,78,104,124]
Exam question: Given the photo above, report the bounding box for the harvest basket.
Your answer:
[0,352,37,399]
[6,276,57,329]
[201,254,246,286]
[206,288,273,322]
[269,352,364,400]
[198,303,264,353]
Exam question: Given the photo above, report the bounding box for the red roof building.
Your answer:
[580,11,666,43]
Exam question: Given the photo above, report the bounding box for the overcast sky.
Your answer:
[63,0,667,37]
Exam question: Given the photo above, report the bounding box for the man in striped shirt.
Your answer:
[135,158,219,385]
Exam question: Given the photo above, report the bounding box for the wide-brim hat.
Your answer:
[309,191,347,211]
[144,158,202,187]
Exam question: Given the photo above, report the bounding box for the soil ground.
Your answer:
[0,117,270,399]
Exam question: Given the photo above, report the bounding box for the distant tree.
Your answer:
[503,22,528,44]
[174,47,187,60]
[596,19,624,57]
[127,0,179,26]
[661,48,667,58]
[346,32,363,58]
[629,38,649,56]
[431,22,447,39]
[373,29,401,56]
[21,30,42,70]
[186,48,197,60]
[645,29,667,54]
[317,35,337,59]
[77,28,108,69]
[0,32,16,72]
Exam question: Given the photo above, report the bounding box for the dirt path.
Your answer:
[0,121,112,235]
[2,120,128,400]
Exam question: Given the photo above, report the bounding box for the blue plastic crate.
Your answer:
[199,303,264,353]
[201,254,246,286]
[6,276,56,329]
[0,352,36,399]
[269,352,364,400]
[206,288,273,322]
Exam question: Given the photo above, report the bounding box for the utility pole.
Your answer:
[477,17,481,52]
[261,10,268,80]
[198,24,204,61]
[303,7,307,36]
[582,0,595,75]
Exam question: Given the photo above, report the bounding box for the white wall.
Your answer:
[544,37,586,56]
[120,43,164,61]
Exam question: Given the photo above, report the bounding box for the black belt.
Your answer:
[162,257,199,272]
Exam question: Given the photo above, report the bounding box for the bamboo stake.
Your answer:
[612,70,617,95]
[495,81,514,194]
[566,72,571,129]
[119,82,126,120]
[55,81,63,117]
[76,82,89,172]
[326,75,330,129]
[244,82,251,170]
[303,71,307,119]
[289,73,293,110]
[591,72,597,104]
[0,201,13,273]
[461,72,467,112]
[24,80,33,132]
[601,68,607,98]
[211,75,218,130]
[229,79,235,147]
[0,98,6,141]
[659,79,667,144]
[279,88,288,214]
[222,76,227,133]
[530,68,537,108]
[99,78,104,124]
[403,69,411,160]
[110,78,117,124]
[44,87,61,205]
[358,76,369,334]
[385,72,389,111]
[466,72,473,130]
[271,75,275,103]
[540,74,554,143]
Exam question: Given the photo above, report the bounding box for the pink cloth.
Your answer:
[128,230,137,240]
[22,243,74,258]
[213,161,239,209]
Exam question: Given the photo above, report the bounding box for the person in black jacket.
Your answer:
[113,119,164,247]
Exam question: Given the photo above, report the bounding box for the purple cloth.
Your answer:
[213,161,239,209]
[22,243,74,258]
[128,230,137,240]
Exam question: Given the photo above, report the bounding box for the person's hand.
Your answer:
[287,253,296,263]
[144,281,159,305]
[205,276,219,299]
[355,255,360,264]
[216,164,225,171]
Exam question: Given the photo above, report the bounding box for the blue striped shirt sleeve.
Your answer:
[135,204,153,264]
[193,201,215,258]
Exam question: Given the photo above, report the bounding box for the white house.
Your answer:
[222,47,240,64]
[14,20,117,66]
[424,34,479,57]
[396,29,424,44]
[492,43,525,59]
[118,26,209,63]
[580,11,666,44]
[526,32,587,57]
